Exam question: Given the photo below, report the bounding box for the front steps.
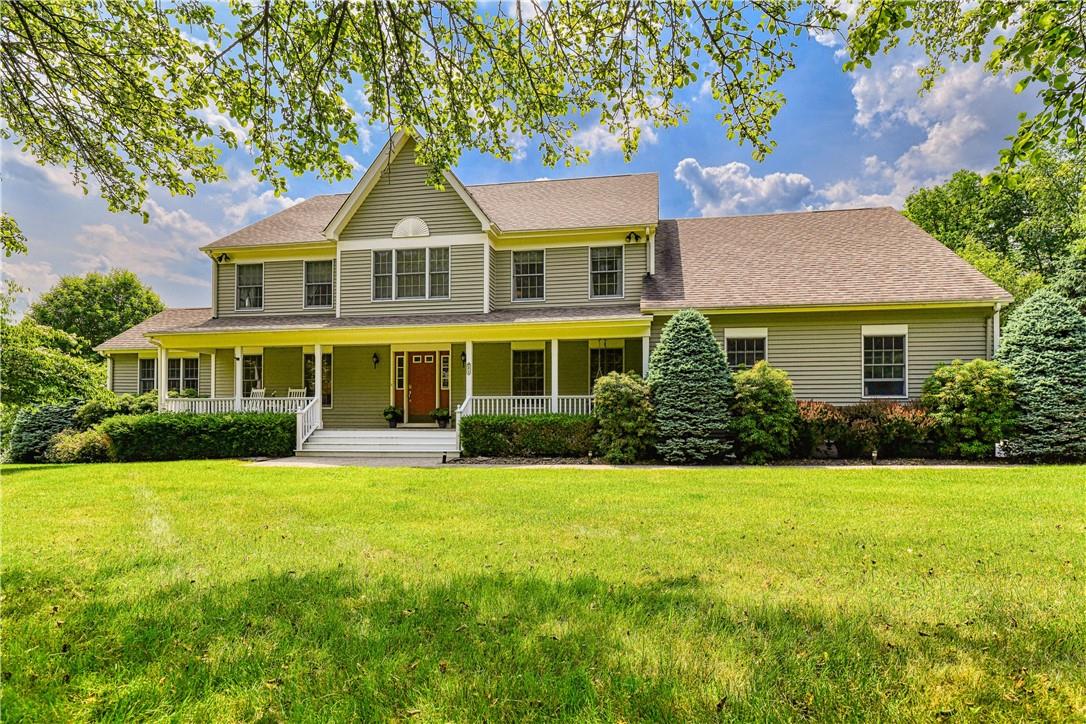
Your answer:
[297,428,459,458]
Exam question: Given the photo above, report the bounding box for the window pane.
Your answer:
[591,247,623,298]
[373,251,393,300]
[167,358,182,392]
[139,359,156,394]
[236,264,263,310]
[590,347,625,386]
[429,248,449,298]
[440,353,450,390]
[242,355,263,397]
[726,337,766,370]
[862,335,905,397]
[305,261,334,308]
[512,349,545,396]
[513,250,544,301]
[396,249,426,298]
[183,358,199,392]
[304,353,333,406]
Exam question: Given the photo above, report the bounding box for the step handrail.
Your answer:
[454,395,472,452]
[296,396,321,450]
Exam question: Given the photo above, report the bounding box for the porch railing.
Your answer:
[161,396,314,414]
[461,395,595,417]
[295,396,321,449]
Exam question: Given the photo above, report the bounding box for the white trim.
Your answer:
[392,216,430,238]
[860,326,909,400]
[106,356,113,391]
[723,327,768,339]
[588,244,625,300]
[511,248,546,303]
[511,340,546,350]
[440,169,492,231]
[482,242,491,313]
[992,303,1002,356]
[440,352,450,391]
[642,334,650,379]
[550,338,559,412]
[210,353,216,396]
[335,244,342,317]
[647,229,655,275]
[303,259,335,310]
[234,262,265,312]
[340,233,486,251]
[233,346,243,404]
[210,260,219,317]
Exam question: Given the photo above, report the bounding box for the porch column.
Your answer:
[993,304,1002,356]
[234,346,243,410]
[210,352,216,398]
[550,338,559,413]
[464,341,474,400]
[314,343,324,429]
[157,346,168,407]
[642,334,651,378]
[106,355,113,393]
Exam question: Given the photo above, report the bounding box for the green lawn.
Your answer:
[2,462,1084,721]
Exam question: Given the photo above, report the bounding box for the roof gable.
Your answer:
[324,132,489,240]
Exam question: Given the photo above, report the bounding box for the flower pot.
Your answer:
[437,419,449,429]
[387,419,398,428]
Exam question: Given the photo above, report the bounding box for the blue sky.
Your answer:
[2,29,1034,312]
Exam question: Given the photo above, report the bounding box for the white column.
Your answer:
[106,355,113,392]
[157,346,168,407]
[234,346,243,409]
[314,343,324,429]
[465,341,474,399]
[550,338,559,413]
[642,334,651,378]
[210,352,217,398]
[993,304,1002,356]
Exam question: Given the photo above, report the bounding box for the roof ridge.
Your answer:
[467,171,658,188]
[663,207,897,223]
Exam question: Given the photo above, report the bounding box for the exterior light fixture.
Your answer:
[372,352,380,369]
[460,350,467,367]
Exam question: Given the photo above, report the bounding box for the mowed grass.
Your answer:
[2,463,1084,722]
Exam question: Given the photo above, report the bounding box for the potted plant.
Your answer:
[383,405,403,428]
[430,407,451,428]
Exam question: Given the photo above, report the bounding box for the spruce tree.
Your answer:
[648,309,733,463]
[996,289,1086,461]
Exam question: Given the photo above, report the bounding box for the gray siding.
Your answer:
[649,308,993,405]
[198,353,212,397]
[490,243,646,309]
[216,260,335,317]
[214,348,234,397]
[111,354,139,394]
[323,345,391,429]
[341,139,482,239]
[339,244,485,316]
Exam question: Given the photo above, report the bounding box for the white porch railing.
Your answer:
[161,396,314,414]
[462,395,594,417]
[295,396,321,449]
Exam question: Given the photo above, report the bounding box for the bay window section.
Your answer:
[513,250,544,301]
[590,247,623,298]
[429,248,449,298]
[304,352,333,407]
[395,249,427,298]
[304,260,334,308]
[512,349,545,396]
[373,247,452,300]
[235,264,263,310]
[862,331,907,398]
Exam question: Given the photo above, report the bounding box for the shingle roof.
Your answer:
[201,195,347,250]
[465,173,659,232]
[95,307,214,351]
[151,304,645,336]
[642,208,1012,310]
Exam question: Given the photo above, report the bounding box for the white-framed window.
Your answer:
[236,263,264,310]
[512,349,545,396]
[862,325,908,398]
[138,358,156,394]
[167,358,199,393]
[395,353,405,390]
[304,352,333,407]
[242,354,263,397]
[372,250,393,300]
[440,353,450,390]
[724,328,768,371]
[512,250,545,301]
[372,247,451,301]
[304,260,334,308]
[590,246,623,298]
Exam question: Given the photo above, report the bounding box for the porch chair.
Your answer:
[286,388,307,398]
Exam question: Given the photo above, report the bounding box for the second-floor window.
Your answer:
[513,250,544,301]
[304,261,334,309]
[236,264,263,310]
[590,247,623,298]
[372,247,451,301]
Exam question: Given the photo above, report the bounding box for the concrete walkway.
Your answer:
[251,455,447,468]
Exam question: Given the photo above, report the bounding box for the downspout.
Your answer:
[992,303,1002,357]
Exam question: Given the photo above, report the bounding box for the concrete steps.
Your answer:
[298,428,459,457]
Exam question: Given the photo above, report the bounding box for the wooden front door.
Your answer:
[407,352,437,423]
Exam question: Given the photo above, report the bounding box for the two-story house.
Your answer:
[96,130,1011,454]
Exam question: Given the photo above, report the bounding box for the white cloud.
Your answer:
[73,223,208,287]
[2,147,84,198]
[674,158,815,216]
[143,198,217,243]
[195,106,248,143]
[1,258,61,314]
[222,189,304,226]
[573,119,659,155]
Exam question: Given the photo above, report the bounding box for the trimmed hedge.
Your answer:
[730,361,798,464]
[794,400,935,459]
[7,402,80,463]
[99,412,295,461]
[74,391,157,430]
[45,428,112,463]
[921,359,1016,459]
[593,372,655,463]
[459,414,596,458]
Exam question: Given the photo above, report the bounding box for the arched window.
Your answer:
[392,216,429,238]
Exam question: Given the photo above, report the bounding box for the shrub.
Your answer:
[592,372,655,463]
[793,400,845,458]
[921,359,1017,459]
[648,309,732,463]
[99,412,295,461]
[459,414,596,458]
[730,361,798,464]
[836,401,935,459]
[6,402,80,463]
[45,428,112,463]
[997,289,1086,461]
[73,391,157,430]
